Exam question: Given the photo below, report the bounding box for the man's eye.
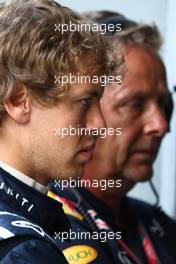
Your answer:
[127,100,143,109]
[80,98,93,106]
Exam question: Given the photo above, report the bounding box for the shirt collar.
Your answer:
[0,161,49,195]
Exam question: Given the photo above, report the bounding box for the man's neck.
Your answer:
[0,161,49,195]
[83,162,134,226]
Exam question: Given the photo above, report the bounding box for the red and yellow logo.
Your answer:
[48,191,83,221]
[63,245,98,264]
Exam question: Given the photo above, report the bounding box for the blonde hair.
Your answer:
[0,0,120,124]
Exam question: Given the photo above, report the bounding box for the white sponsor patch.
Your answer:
[0,211,19,217]
[0,226,14,239]
[11,220,45,237]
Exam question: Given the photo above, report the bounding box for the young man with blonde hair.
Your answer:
[0,1,119,263]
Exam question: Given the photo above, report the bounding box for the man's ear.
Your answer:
[4,82,32,124]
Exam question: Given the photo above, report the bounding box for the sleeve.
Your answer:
[0,238,67,264]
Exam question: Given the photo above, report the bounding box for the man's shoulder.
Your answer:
[0,206,67,263]
[0,237,67,264]
[126,196,176,231]
[126,196,172,217]
[126,196,155,214]
[0,207,52,241]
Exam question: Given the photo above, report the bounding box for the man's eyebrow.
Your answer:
[94,88,104,98]
[121,90,148,101]
[122,89,171,100]
[81,88,104,98]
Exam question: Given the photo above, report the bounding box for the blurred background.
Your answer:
[57,0,176,219]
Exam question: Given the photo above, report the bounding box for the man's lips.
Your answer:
[78,144,96,161]
[130,148,158,162]
[132,149,157,154]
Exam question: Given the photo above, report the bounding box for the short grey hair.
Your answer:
[83,10,162,53]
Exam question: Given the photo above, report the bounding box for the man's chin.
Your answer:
[70,165,85,180]
[124,165,153,183]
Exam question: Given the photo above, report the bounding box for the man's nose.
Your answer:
[86,103,106,130]
[143,105,169,137]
